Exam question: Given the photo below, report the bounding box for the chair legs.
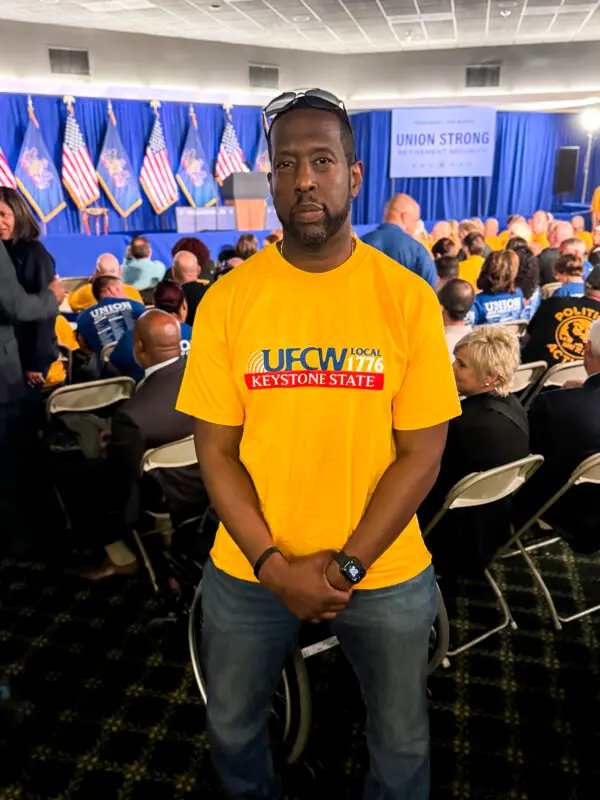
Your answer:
[444,568,517,664]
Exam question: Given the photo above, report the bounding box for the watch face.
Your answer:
[342,558,366,584]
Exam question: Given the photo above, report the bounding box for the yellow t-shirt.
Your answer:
[498,230,510,247]
[591,186,600,213]
[532,232,549,250]
[68,282,143,313]
[177,239,461,590]
[485,236,502,251]
[458,255,485,290]
[575,231,592,251]
[45,315,79,387]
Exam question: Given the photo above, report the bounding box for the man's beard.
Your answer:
[278,190,352,247]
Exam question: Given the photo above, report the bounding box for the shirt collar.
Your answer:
[144,356,180,380]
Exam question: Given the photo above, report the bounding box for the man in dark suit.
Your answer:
[0,240,60,554]
[86,309,208,579]
[516,318,600,552]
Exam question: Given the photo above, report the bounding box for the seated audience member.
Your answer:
[484,217,502,250]
[121,236,166,289]
[167,236,212,283]
[515,319,600,553]
[530,210,550,250]
[435,255,459,288]
[510,244,541,321]
[521,265,600,365]
[559,236,593,277]
[538,220,573,285]
[263,231,282,248]
[473,250,525,324]
[457,219,492,263]
[508,221,533,246]
[172,250,209,327]
[431,221,452,245]
[499,215,526,247]
[76,275,146,357]
[362,193,438,287]
[459,231,486,289]
[87,310,207,579]
[68,254,143,313]
[552,254,585,297]
[44,278,80,390]
[236,233,258,261]
[418,326,529,578]
[110,282,192,382]
[438,278,475,357]
[589,226,600,269]
[432,237,456,260]
[572,215,592,251]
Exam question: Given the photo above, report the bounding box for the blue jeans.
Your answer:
[200,559,438,800]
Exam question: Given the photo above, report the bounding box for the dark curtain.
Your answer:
[0,93,262,235]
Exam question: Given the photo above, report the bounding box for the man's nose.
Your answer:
[295,161,316,193]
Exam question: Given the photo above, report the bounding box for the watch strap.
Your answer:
[253,546,282,580]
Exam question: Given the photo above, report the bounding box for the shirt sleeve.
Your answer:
[176,282,244,426]
[392,281,461,431]
[417,245,438,289]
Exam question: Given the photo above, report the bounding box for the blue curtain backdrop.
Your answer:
[2,91,600,232]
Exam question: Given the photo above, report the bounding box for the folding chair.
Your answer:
[61,276,90,294]
[499,319,529,337]
[134,435,201,592]
[499,453,600,630]
[524,361,588,409]
[46,376,136,416]
[509,360,547,395]
[422,454,544,660]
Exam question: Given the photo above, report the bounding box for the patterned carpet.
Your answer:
[1,543,600,800]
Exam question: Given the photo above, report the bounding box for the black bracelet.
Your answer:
[253,546,282,580]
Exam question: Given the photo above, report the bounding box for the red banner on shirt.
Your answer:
[245,370,384,390]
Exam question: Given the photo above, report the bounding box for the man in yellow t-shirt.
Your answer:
[483,217,502,251]
[591,186,600,229]
[571,214,593,251]
[177,90,461,799]
[530,209,550,250]
[458,231,486,290]
[68,253,143,313]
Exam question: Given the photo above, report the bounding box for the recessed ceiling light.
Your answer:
[209,3,221,8]
[498,1,517,7]
[292,14,310,22]
[500,9,511,17]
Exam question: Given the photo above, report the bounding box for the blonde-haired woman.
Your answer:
[418,326,529,579]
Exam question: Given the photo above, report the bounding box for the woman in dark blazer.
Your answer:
[418,326,530,579]
[0,188,57,394]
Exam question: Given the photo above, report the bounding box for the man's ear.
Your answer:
[350,161,364,198]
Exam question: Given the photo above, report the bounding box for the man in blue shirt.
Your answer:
[77,275,146,356]
[121,236,166,289]
[362,193,438,288]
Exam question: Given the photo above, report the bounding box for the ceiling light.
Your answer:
[498,1,517,6]
[500,9,511,17]
[581,108,600,133]
[209,3,221,8]
[292,15,310,22]
[405,30,413,40]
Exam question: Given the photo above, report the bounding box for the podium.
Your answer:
[222,172,269,231]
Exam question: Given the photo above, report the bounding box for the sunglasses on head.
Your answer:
[263,89,356,161]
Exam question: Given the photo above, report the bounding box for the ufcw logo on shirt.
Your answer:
[245,347,385,391]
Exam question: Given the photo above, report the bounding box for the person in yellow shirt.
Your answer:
[498,214,526,246]
[591,186,600,229]
[530,209,550,250]
[483,217,502,250]
[67,253,143,313]
[571,215,593,251]
[459,231,486,289]
[44,279,80,389]
[177,89,460,799]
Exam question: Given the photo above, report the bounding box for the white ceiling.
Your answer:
[1,0,600,53]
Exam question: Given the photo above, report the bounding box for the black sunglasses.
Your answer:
[263,89,356,161]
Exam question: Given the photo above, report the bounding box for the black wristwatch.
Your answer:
[333,551,367,585]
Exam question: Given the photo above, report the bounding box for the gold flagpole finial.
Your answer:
[150,100,161,118]
[223,103,234,119]
[189,104,197,130]
[27,95,39,128]
[63,95,75,113]
[107,99,117,126]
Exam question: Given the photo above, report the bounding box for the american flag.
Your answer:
[62,111,100,209]
[140,117,178,214]
[215,119,249,184]
[0,147,16,189]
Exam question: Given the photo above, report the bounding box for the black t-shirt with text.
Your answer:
[522,295,600,365]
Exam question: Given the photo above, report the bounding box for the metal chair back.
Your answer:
[46,376,136,415]
[499,319,529,337]
[510,361,548,394]
[141,435,197,474]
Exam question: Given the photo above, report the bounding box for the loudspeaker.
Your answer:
[554,146,580,195]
